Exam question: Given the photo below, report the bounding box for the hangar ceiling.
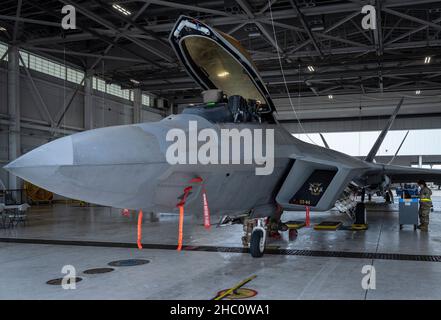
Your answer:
[0,0,441,112]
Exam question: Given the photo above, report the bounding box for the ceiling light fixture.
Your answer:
[424,56,431,64]
[416,90,421,95]
[0,26,6,32]
[328,94,333,99]
[248,32,261,38]
[217,71,230,78]
[307,66,315,72]
[112,4,132,16]
[130,79,140,85]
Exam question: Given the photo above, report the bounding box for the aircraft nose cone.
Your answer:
[4,124,169,210]
[4,136,74,176]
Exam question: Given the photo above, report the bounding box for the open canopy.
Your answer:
[169,16,276,114]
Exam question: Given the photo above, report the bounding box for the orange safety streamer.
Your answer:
[176,186,192,251]
[190,177,211,229]
[175,178,211,250]
[177,205,184,251]
[305,206,310,227]
[137,210,143,249]
[202,188,211,229]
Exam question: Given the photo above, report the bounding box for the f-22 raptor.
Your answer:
[5,16,441,257]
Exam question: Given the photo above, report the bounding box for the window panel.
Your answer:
[22,50,84,85]
[0,42,8,61]
[18,51,29,67]
[142,94,151,106]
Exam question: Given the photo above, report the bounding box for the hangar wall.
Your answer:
[295,129,441,163]
[282,114,441,134]
[0,62,165,189]
[278,90,441,133]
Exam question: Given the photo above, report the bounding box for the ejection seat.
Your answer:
[181,89,233,123]
[183,89,261,124]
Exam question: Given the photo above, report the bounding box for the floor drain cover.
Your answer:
[216,288,257,300]
[83,267,114,274]
[108,259,150,267]
[46,277,82,285]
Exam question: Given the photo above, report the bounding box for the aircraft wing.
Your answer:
[370,164,441,184]
[276,151,441,212]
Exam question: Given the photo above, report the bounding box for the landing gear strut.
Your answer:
[242,218,267,258]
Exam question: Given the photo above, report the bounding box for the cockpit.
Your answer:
[183,89,272,124]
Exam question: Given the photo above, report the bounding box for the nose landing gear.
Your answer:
[242,218,267,258]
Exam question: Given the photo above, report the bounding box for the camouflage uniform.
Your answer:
[418,186,432,231]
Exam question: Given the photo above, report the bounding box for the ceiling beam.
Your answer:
[140,64,441,91]
[137,0,232,17]
[89,1,152,70]
[374,0,383,56]
[58,0,175,63]
[288,0,323,59]
[383,8,441,32]
[26,0,163,69]
[255,21,283,53]
[95,0,168,47]
[286,11,361,54]
[101,0,441,34]
[12,0,22,43]
[385,15,441,45]
[0,15,60,28]
[21,46,147,63]
[235,0,283,53]
[24,30,158,46]
[257,0,278,15]
[227,22,248,35]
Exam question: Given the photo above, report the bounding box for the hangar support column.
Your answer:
[7,46,21,190]
[133,88,142,124]
[84,71,94,130]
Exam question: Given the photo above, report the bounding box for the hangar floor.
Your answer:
[1,192,441,300]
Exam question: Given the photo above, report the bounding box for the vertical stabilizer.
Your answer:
[365,97,404,162]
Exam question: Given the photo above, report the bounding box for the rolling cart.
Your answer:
[399,198,419,230]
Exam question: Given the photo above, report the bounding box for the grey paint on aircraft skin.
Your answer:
[4,113,292,216]
[6,109,439,218]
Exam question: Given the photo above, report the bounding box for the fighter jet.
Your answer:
[5,16,441,257]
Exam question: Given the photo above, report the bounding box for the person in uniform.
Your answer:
[417,179,432,232]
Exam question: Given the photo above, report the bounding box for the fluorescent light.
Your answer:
[416,90,421,95]
[112,4,132,16]
[130,79,140,85]
[311,26,324,32]
[0,26,6,32]
[248,32,261,37]
[217,71,230,78]
[328,94,333,99]
[307,65,315,72]
[424,56,431,64]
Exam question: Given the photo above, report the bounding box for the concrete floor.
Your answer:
[1,192,441,300]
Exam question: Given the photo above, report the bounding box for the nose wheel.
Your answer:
[243,218,267,258]
[250,229,265,257]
